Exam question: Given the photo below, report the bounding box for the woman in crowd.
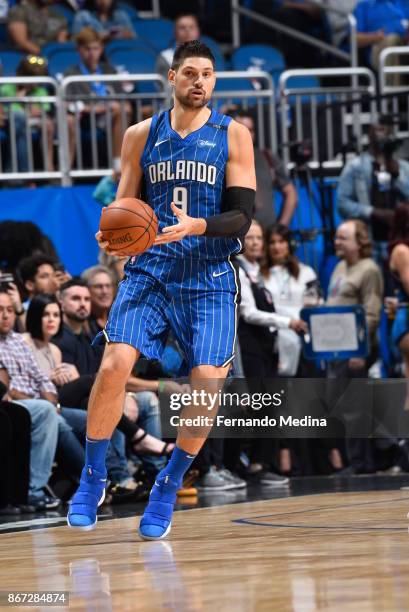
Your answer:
[73,0,135,40]
[227,220,306,485]
[24,294,173,471]
[261,223,320,377]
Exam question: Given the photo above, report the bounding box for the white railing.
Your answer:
[279,68,377,168]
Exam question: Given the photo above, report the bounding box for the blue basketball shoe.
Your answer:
[67,466,107,531]
[139,474,180,541]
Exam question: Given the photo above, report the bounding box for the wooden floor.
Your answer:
[1,490,409,611]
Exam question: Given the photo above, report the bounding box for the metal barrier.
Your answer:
[0,76,62,182]
[231,0,358,67]
[279,68,377,168]
[59,74,170,185]
[379,46,409,138]
[212,70,277,151]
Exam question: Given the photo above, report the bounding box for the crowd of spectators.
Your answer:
[1,2,409,518]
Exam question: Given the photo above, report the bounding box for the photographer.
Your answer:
[337,117,409,271]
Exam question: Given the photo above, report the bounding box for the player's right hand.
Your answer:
[95,230,122,256]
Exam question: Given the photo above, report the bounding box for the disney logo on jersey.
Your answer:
[198,139,216,148]
[148,160,217,185]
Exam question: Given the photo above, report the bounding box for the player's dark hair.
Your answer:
[171,40,215,71]
[18,253,58,284]
[59,277,89,295]
[26,293,63,341]
[261,224,300,279]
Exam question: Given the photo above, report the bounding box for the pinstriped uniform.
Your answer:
[103,108,240,369]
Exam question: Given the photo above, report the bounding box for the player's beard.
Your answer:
[175,89,210,109]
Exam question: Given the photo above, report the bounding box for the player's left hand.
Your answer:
[154,203,206,245]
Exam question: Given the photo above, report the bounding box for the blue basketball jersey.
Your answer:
[136,108,241,262]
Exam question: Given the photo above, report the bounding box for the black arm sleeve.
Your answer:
[204,186,255,238]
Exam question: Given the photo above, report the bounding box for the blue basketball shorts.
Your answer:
[100,253,239,371]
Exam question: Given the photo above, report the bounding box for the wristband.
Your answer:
[15,308,25,316]
[158,380,166,393]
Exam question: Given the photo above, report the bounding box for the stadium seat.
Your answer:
[48,49,80,80]
[52,3,75,31]
[231,44,285,80]
[41,41,76,60]
[131,18,174,52]
[200,35,226,70]
[105,38,155,56]
[213,77,258,106]
[284,75,323,104]
[0,51,24,76]
[107,48,158,93]
[117,1,139,20]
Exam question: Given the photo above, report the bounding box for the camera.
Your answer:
[0,273,14,291]
[289,140,313,167]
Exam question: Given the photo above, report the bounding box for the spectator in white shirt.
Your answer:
[261,223,319,376]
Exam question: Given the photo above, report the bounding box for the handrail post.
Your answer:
[231,0,241,49]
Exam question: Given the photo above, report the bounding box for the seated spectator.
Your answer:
[233,110,298,228]
[8,0,68,55]
[337,118,409,277]
[0,271,25,331]
[0,290,89,500]
[233,220,307,485]
[23,292,140,491]
[53,278,174,461]
[64,27,131,170]
[73,0,135,40]
[327,220,383,474]
[354,0,408,81]
[156,13,200,79]
[0,55,56,174]
[0,290,63,510]
[81,264,115,336]
[388,204,409,406]
[18,253,60,310]
[0,380,33,515]
[262,223,319,376]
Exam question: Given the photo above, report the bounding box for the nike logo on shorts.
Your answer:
[213,270,228,278]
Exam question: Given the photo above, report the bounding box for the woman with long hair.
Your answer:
[261,223,320,377]
[24,294,173,470]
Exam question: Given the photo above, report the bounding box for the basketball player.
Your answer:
[67,40,256,540]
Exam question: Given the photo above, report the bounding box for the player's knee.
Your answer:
[98,346,136,383]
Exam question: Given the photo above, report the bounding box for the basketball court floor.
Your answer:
[1,475,409,611]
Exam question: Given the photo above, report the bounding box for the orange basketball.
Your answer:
[99,197,158,256]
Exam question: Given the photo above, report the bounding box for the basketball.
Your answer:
[99,197,158,256]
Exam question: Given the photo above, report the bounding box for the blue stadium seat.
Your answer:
[131,18,174,52]
[52,3,75,31]
[200,35,226,70]
[41,41,76,59]
[117,1,139,20]
[231,44,285,80]
[48,49,80,79]
[284,75,323,104]
[0,51,24,76]
[105,38,155,56]
[213,77,258,106]
[107,48,158,93]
